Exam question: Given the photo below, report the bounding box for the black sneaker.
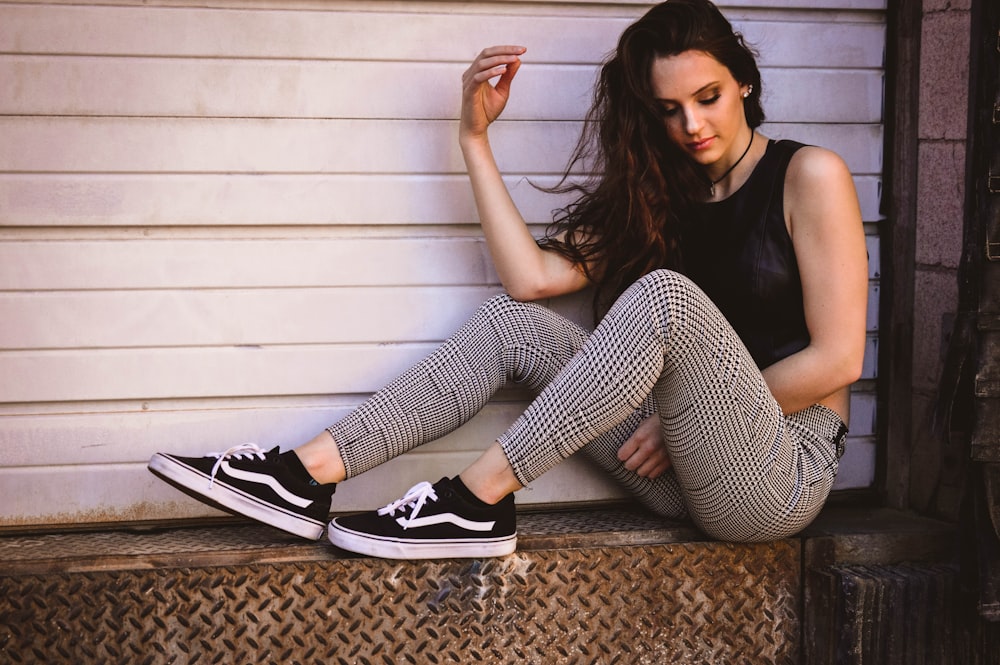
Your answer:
[148,443,335,540]
[327,477,516,559]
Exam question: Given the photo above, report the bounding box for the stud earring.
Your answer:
[743,85,753,99]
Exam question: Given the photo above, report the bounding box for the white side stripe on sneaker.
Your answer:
[396,513,496,532]
[220,462,312,508]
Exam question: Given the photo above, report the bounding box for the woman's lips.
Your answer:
[687,137,716,152]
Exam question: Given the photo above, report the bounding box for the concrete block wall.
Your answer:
[908,0,973,511]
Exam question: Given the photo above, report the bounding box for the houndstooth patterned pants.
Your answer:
[327,269,844,542]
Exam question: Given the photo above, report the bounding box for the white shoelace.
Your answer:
[377,481,438,530]
[208,442,267,489]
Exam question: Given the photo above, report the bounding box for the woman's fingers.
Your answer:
[460,46,526,136]
[617,415,672,479]
[463,47,526,82]
[492,57,521,96]
[474,45,528,65]
[637,457,672,480]
[631,450,671,479]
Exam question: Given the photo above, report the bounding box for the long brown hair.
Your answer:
[538,0,764,319]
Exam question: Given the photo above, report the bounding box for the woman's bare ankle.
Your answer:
[293,431,347,484]
[458,442,522,505]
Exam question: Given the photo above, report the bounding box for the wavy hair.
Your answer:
[538,0,764,319]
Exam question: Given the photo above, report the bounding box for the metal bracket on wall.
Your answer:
[980,97,998,258]
[989,171,1000,260]
[988,227,1000,262]
[988,221,1000,264]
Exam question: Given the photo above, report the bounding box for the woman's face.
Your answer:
[650,50,751,172]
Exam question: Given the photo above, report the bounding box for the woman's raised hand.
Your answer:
[457,43,588,301]
[460,46,527,143]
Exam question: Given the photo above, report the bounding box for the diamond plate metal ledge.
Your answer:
[0,508,801,665]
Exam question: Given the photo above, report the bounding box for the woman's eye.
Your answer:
[659,106,679,117]
[700,94,721,106]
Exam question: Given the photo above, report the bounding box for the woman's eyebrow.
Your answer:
[655,81,722,103]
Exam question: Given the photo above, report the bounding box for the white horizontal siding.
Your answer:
[0,238,499,289]
[3,59,884,121]
[0,3,885,64]
[0,119,882,173]
[0,0,886,528]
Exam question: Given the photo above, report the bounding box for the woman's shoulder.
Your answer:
[783,144,852,189]
[751,139,845,188]
[781,143,860,235]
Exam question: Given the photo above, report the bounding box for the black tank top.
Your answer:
[681,139,809,370]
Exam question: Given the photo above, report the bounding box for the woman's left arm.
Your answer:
[761,146,869,416]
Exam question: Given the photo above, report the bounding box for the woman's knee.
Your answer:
[635,268,697,294]
[463,294,520,333]
[467,293,562,349]
[604,270,703,322]
[475,293,529,322]
[475,293,580,337]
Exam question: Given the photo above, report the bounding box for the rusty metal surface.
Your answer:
[0,508,701,576]
[0,509,799,665]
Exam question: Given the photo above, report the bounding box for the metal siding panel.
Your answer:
[0,0,886,527]
[0,4,884,65]
[0,172,883,227]
[0,118,884,174]
[0,287,504,349]
[1,56,884,123]
[0,238,500,288]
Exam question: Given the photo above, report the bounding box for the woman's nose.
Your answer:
[683,107,704,135]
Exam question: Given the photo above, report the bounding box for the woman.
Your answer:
[149,0,867,559]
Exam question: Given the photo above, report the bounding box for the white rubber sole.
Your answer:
[327,519,516,560]
[148,453,326,540]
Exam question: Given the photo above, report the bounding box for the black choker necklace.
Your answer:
[709,131,754,198]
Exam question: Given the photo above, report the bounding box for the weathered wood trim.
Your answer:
[879,0,922,510]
